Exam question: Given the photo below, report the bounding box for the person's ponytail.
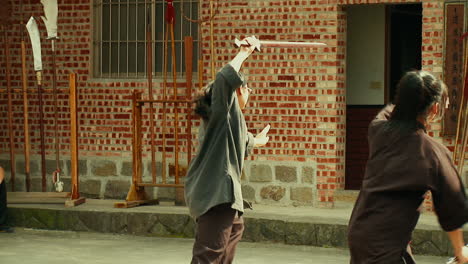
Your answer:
[193,82,213,121]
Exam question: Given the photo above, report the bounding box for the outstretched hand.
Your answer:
[254,124,270,147]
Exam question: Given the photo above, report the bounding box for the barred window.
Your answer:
[93,0,199,78]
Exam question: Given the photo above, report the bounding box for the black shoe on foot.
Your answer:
[0,226,14,233]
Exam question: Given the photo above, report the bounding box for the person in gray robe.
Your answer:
[185,36,270,264]
[348,71,468,263]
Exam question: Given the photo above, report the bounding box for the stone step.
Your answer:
[6,199,464,257]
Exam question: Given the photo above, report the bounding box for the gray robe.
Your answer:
[185,64,254,219]
[348,105,468,263]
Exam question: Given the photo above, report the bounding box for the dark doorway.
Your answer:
[387,4,423,103]
[345,3,423,190]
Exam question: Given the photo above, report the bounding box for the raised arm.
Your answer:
[210,36,260,111]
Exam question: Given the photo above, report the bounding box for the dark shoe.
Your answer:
[0,226,14,233]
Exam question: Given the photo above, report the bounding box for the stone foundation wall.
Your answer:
[0,156,187,201]
[241,161,317,207]
[1,157,318,207]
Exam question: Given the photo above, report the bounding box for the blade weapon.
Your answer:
[41,0,62,190]
[40,0,58,40]
[234,36,326,51]
[26,16,47,192]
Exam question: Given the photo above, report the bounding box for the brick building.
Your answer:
[0,0,466,208]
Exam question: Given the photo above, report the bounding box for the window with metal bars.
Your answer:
[93,0,199,78]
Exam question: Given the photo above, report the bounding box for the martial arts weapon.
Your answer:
[41,0,63,191]
[453,32,467,163]
[234,36,327,51]
[146,8,157,183]
[26,16,47,192]
[20,2,32,192]
[453,31,468,175]
[162,0,179,183]
[456,33,468,176]
[1,0,16,191]
[185,36,193,165]
[210,0,215,79]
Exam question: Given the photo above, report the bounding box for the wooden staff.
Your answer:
[146,9,157,183]
[455,35,468,175]
[163,24,169,184]
[69,72,79,199]
[197,14,203,91]
[169,19,179,182]
[453,38,468,163]
[3,24,16,191]
[458,106,468,176]
[65,72,86,207]
[37,74,46,192]
[51,38,62,185]
[163,0,176,184]
[210,0,215,80]
[185,36,193,167]
[20,7,31,192]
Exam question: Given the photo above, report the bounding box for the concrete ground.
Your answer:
[0,228,450,264]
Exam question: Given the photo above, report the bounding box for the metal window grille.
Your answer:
[93,0,199,78]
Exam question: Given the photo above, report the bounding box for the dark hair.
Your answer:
[385,70,448,134]
[193,71,248,121]
[193,82,213,121]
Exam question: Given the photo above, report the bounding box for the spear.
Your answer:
[41,0,62,190]
[20,1,31,192]
[26,16,47,192]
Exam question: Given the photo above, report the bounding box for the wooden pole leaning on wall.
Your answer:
[20,4,31,192]
[65,72,85,207]
[458,105,468,176]
[162,23,170,186]
[37,73,47,192]
[454,36,468,164]
[146,8,157,185]
[454,36,468,177]
[185,36,193,171]
[209,0,215,80]
[3,24,16,191]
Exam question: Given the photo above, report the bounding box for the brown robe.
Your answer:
[348,105,468,264]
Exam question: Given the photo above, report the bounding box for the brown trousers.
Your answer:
[191,203,244,264]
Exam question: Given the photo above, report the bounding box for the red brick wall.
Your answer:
[0,0,458,207]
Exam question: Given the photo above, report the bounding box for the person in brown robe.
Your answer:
[348,70,468,264]
[0,166,14,233]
